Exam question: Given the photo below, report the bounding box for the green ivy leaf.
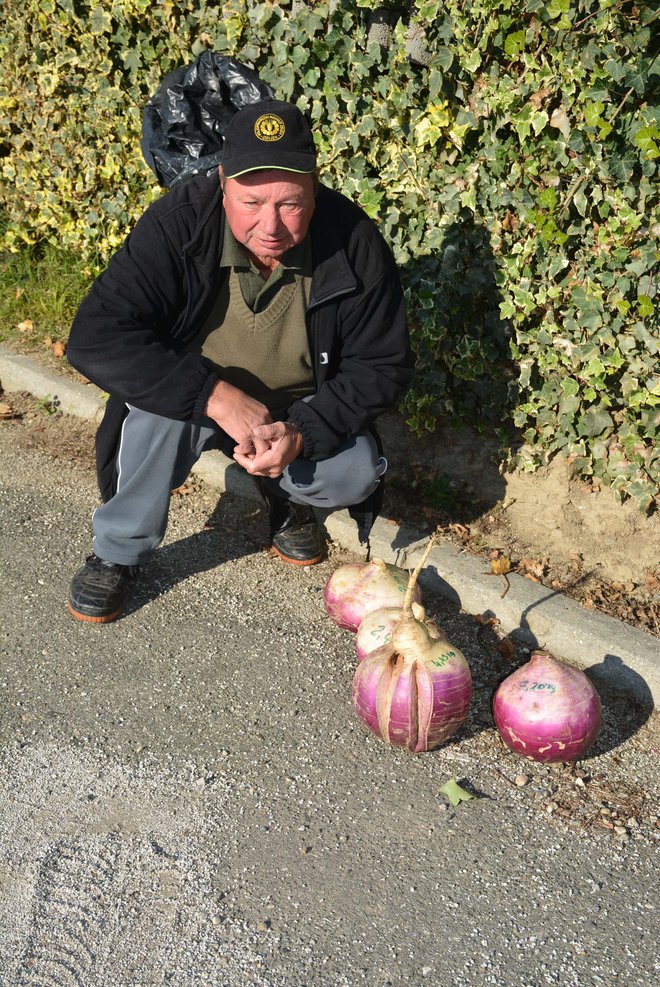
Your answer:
[635,126,660,160]
[548,254,569,279]
[463,49,482,72]
[504,31,526,58]
[604,58,627,84]
[538,187,557,210]
[435,46,453,71]
[625,63,650,95]
[584,102,605,127]
[578,406,614,438]
[609,151,637,183]
[637,295,654,318]
[417,0,442,18]
[546,0,570,19]
[89,7,113,35]
[122,48,140,77]
[561,377,580,397]
[626,480,656,513]
[357,188,384,219]
[531,110,549,136]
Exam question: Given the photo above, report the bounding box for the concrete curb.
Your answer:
[2,344,658,707]
[0,347,108,423]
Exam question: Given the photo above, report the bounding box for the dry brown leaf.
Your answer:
[496,637,515,661]
[448,523,470,541]
[501,209,519,232]
[518,556,546,580]
[473,613,499,628]
[529,87,551,109]
[43,336,53,348]
[171,483,194,496]
[16,319,34,333]
[491,556,511,576]
[52,341,66,358]
[550,106,571,139]
[0,401,16,419]
[644,571,660,593]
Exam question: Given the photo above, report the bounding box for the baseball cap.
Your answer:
[221,98,317,179]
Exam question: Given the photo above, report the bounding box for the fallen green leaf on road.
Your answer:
[439,777,478,807]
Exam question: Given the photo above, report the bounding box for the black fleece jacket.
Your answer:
[67,173,413,481]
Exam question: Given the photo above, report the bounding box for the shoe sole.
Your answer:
[270,544,323,566]
[66,601,123,624]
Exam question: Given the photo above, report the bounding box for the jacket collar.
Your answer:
[181,173,226,278]
[308,186,357,308]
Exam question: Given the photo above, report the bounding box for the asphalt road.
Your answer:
[0,412,658,987]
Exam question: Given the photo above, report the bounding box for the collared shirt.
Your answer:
[220,222,312,312]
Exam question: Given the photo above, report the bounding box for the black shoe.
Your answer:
[258,483,324,565]
[67,554,138,623]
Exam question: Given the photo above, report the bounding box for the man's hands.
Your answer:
[205,379,273,456]
[233,421,304,477]
[204,380,303,477]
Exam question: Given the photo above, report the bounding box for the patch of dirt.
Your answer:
[0,390,96,468]
[2,388,658,637]
[379,411,660,638]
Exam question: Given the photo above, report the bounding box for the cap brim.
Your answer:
[221,152,316,180]
[223,165,316,179]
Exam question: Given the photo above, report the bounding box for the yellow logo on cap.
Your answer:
[254,113,285,142]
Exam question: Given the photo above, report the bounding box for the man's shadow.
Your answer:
[122,482,267,617]
[382,211,518,526]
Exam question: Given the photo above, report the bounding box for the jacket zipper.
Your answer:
[173,252,195,342]
[305,283,356,389]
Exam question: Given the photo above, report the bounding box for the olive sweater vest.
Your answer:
[192,265,314,420]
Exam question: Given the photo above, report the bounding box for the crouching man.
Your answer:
[66,98,413,622]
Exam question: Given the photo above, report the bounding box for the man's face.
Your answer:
[221,170,316,262]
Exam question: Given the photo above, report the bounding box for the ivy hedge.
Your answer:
[1,1,658,509]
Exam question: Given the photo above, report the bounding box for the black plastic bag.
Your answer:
[141,51,275,189]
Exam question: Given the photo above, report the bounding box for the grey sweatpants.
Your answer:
[92,406,387,566]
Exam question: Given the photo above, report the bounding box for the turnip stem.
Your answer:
[403,535,437,614]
